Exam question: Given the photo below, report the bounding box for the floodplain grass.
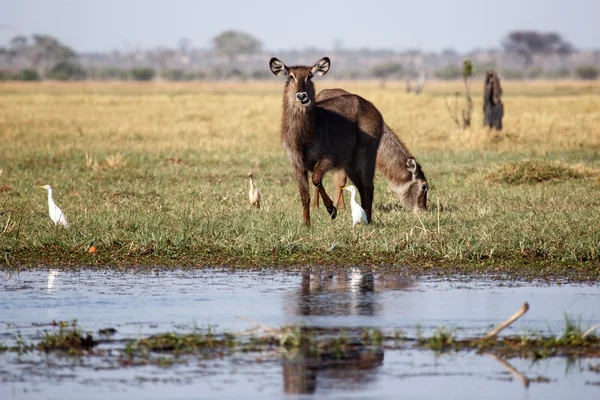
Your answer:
[2,318,599,360]
[0,80,599,278]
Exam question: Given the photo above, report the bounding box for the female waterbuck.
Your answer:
[270,57,383,226]
[314,89,429,212]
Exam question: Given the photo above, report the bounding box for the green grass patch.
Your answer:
[0,82,599,278]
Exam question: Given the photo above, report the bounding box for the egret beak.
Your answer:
[37,186,45,189]
[341,186,348,190]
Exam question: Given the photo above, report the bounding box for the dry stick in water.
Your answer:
[235,315,280,336]
[582,323,600,339]
[485,351,529,388]
[484,302,529,339]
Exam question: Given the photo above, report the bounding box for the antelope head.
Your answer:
[402,158,428,211]
[270,57,330,109]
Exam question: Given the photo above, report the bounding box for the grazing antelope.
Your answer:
[248,172,261,208]
[313,89,429,212]
[270,57,383,226]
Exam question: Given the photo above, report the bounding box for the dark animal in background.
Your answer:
[269,57,384,226]
[484,70,504,130]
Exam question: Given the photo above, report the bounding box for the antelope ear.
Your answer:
[311,57,330,76]
[270,58,289,77]
[406,158,417,174]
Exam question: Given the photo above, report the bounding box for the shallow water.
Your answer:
[1,268,599,399]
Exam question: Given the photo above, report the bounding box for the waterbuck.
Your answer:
[313,89,429,212]
[270,57,383,226]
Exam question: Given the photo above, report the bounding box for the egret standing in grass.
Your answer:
[248,172,261,209]
[38,185,69,228]
[342,185,368,227]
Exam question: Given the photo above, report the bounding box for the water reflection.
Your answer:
[0,269,598,398]
[47,269,60,290]
[287,268,413,317]
[281,268,413,394]
[282,328,385,394]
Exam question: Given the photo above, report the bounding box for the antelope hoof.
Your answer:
[327,205,337,220]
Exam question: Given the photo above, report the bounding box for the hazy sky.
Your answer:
[1,0,598,53]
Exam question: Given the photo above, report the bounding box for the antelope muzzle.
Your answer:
[296,91,310,106]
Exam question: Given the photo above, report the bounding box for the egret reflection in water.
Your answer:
[287,268,413,317]
[47,269,60,290]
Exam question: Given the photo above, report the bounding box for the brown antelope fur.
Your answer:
[270,57,384,226]
[313,88,429,212]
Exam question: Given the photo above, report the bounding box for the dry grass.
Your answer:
[485,160,600,185]
[0,80,599,271]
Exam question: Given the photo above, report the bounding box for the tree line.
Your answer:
[0,30,598,81]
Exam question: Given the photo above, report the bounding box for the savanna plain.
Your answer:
[0,80,599,280]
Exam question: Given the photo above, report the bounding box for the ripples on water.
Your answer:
[1,269,598,399]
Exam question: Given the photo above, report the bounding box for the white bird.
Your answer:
[248,172,261,208]
[342,185,368,227]
[38,185,69,228]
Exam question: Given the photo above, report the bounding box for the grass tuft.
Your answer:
[484,160,598,185]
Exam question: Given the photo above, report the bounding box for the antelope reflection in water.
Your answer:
[282,268,413,394]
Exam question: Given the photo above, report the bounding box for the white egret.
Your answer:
[342,185,368,227]
[38,185,69,228]
[248,173,261,208]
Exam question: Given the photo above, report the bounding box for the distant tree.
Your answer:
[502,31,574,68]
[6,34,75,78]
[526,66,544,80]
[413,71,426,94]
[9,35,28,53]
[435,64,462,80]
[131,67,155,81]
[211,30,262,62]
[15,68,40,81]
[31,35,75,77]
[47,61,87,80]
[250,69,272,80]
[95,67,129,81]
[502,69,525,80]
[151,47,178,77]
[0,69,11,80]
[178,37,192,55]
[444,60,473,129]
[441,48,458,57]
[162,69,187,81]
[575,65,599,80]
[369,62,404,87]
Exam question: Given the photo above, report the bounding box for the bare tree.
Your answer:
[151,47,178,77]
[414,71,426,94]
